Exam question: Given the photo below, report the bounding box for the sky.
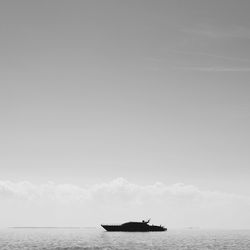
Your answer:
[0,0,250,229]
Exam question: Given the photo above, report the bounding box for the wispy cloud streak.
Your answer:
[172,66,250,72]
[183,25,250,40]
[171,50,250,64]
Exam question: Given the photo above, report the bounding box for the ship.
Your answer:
[101,219,167,232]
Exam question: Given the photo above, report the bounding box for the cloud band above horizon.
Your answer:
[0,178,249,229]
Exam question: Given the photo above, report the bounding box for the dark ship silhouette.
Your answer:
[101,219,167,232]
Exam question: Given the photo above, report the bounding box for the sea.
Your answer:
[0,228,250,250]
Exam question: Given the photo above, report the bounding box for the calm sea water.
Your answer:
[0,228,250,250]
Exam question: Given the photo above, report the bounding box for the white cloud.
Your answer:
[0,177,249,205]
[0,180,89,202]
[0,178,250,228]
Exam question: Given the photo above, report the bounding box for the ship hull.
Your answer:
[101,225,167,232]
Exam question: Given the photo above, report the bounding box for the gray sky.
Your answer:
[1,1,250,228]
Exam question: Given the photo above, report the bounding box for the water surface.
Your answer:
[0,228,250,249]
